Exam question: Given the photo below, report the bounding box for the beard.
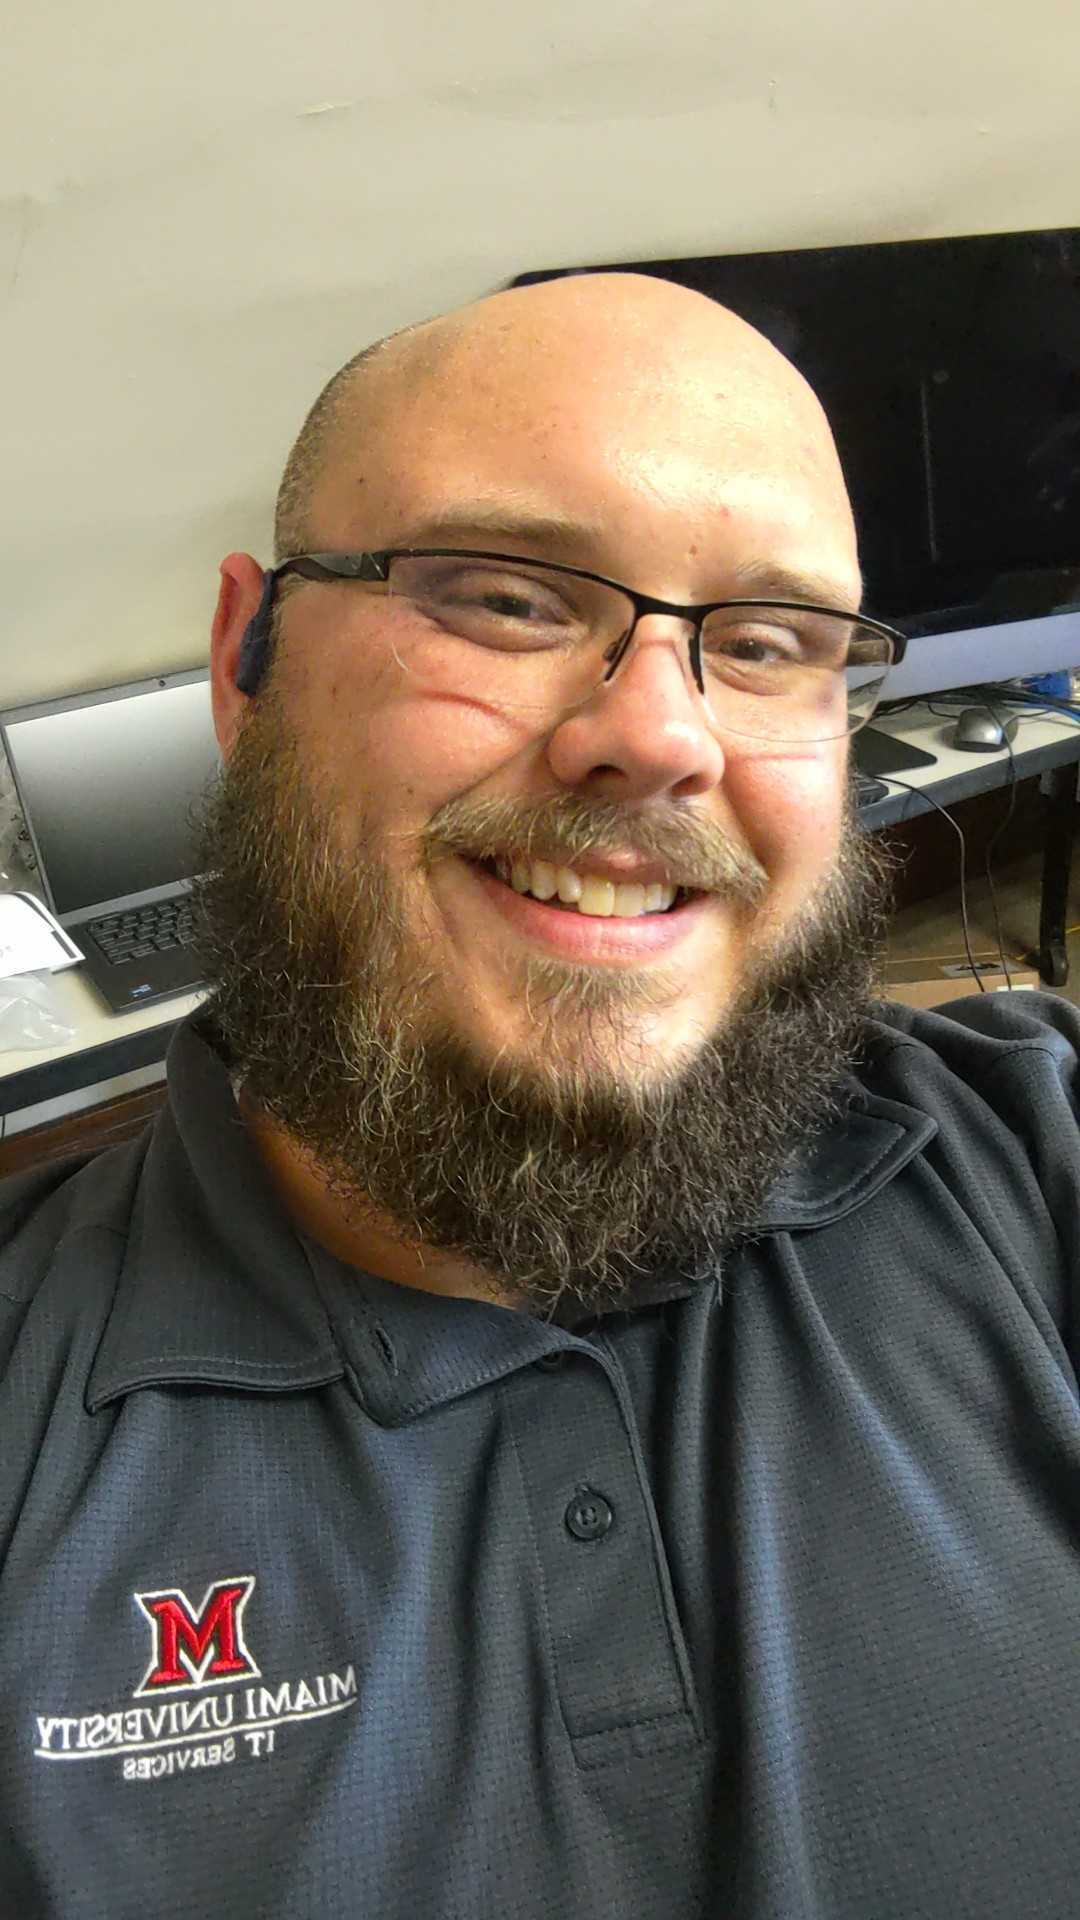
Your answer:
[189,678,896,1322]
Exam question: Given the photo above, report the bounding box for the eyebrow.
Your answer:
[727,556,864,612]
[395,506,608,557]
[392,506,863,612]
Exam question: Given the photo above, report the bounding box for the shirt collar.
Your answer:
[87,1012,937,1423]
[756,1073,938,1231]
[86,1015,344,1412]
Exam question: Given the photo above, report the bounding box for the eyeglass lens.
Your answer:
[383,554,892,743]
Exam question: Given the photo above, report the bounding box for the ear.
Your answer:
[209,554,270,759]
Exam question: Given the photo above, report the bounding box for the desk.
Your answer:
[857,701,1080,985]
[0,960,204,1125]
[2,700,1078,1127]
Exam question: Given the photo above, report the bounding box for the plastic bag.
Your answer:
[0,970,76,1052]
[0,753,37,877]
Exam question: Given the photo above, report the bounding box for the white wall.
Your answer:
[2,0,1077,709]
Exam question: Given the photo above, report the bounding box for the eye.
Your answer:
[702,609,849,669]
[439,567,580,624]
[719,631,792,662]
[401,560,602,651]
[706,624,802,664]
[461,578,567,621]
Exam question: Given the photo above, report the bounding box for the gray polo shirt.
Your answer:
[4,991,1080,1918]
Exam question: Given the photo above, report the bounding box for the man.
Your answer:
[3,271,1080,1919]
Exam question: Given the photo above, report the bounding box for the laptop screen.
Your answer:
[2,675,220,917]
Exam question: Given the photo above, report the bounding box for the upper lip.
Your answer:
[492,850,693,890]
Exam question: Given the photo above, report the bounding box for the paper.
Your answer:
[0,891,83,977]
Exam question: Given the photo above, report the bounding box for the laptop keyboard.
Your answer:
[87,898,195,966]
[855,773,890,809]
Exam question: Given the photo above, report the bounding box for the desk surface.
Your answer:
[0,964,204,1115]
[859,701,1080,829]
[3,699,1078,1116]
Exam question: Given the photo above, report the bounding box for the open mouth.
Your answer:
[456,856,714,963]
[470,858,700,917]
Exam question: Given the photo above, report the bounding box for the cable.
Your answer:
[976,686,1080,728]
[877,776,987,990]
[875,695,941,720]
[897,943,1031,964]
[880,684,1080,728]
[920,692,1077,988]
[874,683,1077,991]
[973,696,1020,988]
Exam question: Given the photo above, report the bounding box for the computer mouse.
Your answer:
[951,707,1019,752]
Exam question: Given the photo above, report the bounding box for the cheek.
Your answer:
[299,666,534,857]
[727,749,845,883]
[334,655,544,803]
[284,603,561,807]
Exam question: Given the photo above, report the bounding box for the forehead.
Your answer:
[314,317,858,589]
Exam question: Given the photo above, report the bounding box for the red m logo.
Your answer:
[134,1575,259,1695]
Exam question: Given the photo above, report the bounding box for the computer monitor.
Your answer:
[0,669,218,918]
[871,610,1079,703]
[511,229,1080,722]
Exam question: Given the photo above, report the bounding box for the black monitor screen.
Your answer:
[512,228,1080,637]
[3,678,220,917]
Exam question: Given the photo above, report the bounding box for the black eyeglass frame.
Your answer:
[235,547,909,711]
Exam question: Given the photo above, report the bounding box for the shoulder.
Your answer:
[0,1134,148,1372]
[858,989,1080,1187]
[0,1136,151,1535]
[863,988,1080,1097]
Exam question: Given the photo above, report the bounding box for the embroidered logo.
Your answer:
[32,1572,356,1783]
[134,1577,259,1695]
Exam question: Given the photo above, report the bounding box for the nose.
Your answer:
[544,612,727,802]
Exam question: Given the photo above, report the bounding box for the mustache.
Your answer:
[418,792,770,908]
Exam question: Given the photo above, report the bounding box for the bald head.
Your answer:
[274,274,856,584]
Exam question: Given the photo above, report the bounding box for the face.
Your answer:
[273,331,862,1072]
[200,291,895,1318]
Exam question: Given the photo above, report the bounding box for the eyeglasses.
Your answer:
[254,548,907,744]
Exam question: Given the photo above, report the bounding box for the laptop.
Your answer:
[0,668,220,1014]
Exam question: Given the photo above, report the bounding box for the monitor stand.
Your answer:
[853,725,938,778]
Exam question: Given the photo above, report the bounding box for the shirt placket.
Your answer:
[506,1341,704,1770]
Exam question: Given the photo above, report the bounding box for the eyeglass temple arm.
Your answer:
[235,555,392,694]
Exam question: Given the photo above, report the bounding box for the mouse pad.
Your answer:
[853,726,938,777]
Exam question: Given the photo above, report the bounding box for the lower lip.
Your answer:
[466,860,713,960]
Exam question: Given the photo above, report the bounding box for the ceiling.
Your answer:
[2,0,1077,707]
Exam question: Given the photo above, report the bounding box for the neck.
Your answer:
[237,1089,516,1309]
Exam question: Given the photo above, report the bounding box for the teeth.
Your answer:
[497,856,679,917]
[530,860,559,901]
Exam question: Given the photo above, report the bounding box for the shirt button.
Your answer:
[536,1351,567,1372]
[564,1489,614,1541]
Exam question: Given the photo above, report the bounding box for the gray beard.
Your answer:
[189,687,895,1320]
